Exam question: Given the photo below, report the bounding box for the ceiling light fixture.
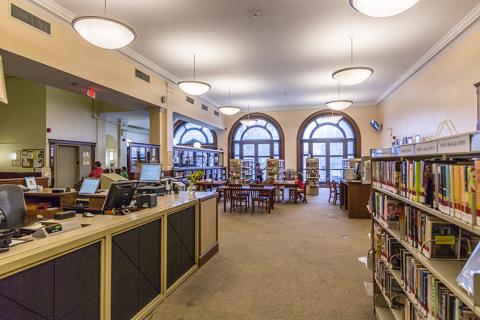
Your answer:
[240,105,256,127]
[72,0,136,49]
[332,36,373,85]
[177,54,211,96]
[326,82,353,111]
[349,0,420,18]
[219,86,240,115]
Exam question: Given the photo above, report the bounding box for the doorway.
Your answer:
[55,145,78,188]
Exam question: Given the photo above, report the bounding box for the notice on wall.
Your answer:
[82,151,91,166]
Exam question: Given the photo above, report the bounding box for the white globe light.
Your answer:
[326,100,353,110]
[240,119,257,127]
[218,106,240,115]
[177,80,211,96]
[349,0,420,18]
[72,16,136,49]
[332,67,373,85]
[193,142,202,149]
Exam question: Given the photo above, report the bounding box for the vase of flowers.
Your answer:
[187,170,204,197]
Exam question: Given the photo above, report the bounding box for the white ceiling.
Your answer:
[40,0,480,109]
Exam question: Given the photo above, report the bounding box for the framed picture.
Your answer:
[82,151,91,166]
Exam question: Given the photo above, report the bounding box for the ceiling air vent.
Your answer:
[135,69,150,83]
[11,4,51,35]
[214,111,219,117]
[186,96,194,104]
[201,104,208,111]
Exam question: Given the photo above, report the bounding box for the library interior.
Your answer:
[2,1,480,319]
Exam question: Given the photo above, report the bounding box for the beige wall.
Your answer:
[218,105,381,170]
[379,20,480,147]
[0,77,46,172]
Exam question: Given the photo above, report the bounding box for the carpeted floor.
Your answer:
[152,190,373,320]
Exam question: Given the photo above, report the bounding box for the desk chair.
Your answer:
[0,185,27,228]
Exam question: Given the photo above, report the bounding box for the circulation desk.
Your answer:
[0,192,218,320]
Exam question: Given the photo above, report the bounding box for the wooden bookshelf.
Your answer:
[371,130,480,319]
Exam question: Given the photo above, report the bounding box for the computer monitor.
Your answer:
[140,164,161,182]
[102,181,137,214]
[79,178,100,195]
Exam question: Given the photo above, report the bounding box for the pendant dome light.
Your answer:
[177,54,211,96]
[326,82,353,111]
[240,105,256,127]
[219,86,240,115]
[332,36,373,86]
[349,0,420,18]
[72,0,136,50]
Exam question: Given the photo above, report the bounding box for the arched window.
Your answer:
[229,113,284,173]
[173,120,217,148]
[297,111,360,183]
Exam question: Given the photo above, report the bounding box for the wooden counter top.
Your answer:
[0,191,216,276]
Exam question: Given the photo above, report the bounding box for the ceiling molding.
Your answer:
[27,0,222,108]
[376,3,480,105]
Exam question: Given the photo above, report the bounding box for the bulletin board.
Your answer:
[22,149,44,168]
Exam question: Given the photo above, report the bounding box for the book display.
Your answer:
[371,131,480,320]
[173,146,226,181]
[306,158,319,195]
[266,159,285,181]
[228,159,254,183]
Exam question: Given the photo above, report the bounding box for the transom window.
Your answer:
[299,113,358,184]
[230,115,283,175]
[174,121,217,148]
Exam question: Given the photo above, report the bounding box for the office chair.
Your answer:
[0,185,27,228]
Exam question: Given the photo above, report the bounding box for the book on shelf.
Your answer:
[372,160,478,226]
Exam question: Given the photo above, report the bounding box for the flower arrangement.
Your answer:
[188,170,204,184]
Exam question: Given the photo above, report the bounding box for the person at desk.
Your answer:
[88,161,104,178]
[295,172,306,202]
[119,166,129,179]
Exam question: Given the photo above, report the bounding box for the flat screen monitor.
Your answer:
[102,181,137,212]
[79,178,100,195]
[140,164,161,182]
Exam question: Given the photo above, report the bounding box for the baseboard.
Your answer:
[198,242,219,267]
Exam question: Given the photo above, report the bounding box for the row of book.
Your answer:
[372,192,479,260]
[375,225,479,320]
[371,160,480,226]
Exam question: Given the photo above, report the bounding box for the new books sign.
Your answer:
[437,134,470,153]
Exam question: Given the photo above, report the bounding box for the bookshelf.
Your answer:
[266,159,285,181]
[370,131,480,320]
[172,146,226,181]
[306,158,319,195]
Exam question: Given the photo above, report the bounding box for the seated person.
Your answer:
[295,172,306,201]
[88,161,104,178]
[119,166,129,179]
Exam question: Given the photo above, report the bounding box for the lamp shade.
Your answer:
[326,100,353,110]
[240,119,256,127]
[332,67,373,85]
[349,0,420,17]
[218,106,240,115]
[72,16,136,49]
[177,80,211,96]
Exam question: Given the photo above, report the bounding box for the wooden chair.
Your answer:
[295,187,307,203]
[250,184,269,214]
[229,184,249,212]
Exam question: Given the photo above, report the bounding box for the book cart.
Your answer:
[370,131,480,320]
[306,158,319,195]
[266,159,285,181]
[228,159,254,183]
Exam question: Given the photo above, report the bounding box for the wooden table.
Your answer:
[338,179,371,219]
[196,180,226,191]
[220,185,276,214]
[274,181,299,202]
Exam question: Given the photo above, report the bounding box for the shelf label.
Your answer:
[437,134,471,153]
[371,149,383,158]
[391,147,400,156]
[415,141,438,155]
[399,145,415,156]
